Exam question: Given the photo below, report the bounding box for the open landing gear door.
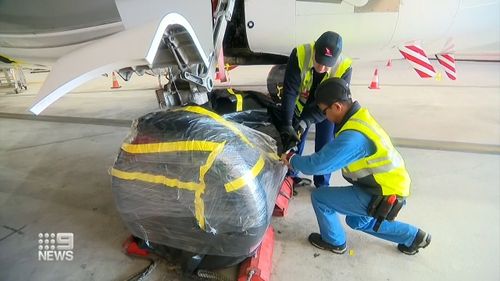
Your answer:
[30,0,215,115]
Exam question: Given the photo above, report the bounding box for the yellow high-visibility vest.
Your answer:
[295,43,352,116]
[336,108,411,196]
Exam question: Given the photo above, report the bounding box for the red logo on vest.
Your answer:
[324,48,333,57]
[300,90,310,101]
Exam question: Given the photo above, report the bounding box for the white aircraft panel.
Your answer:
[391,0,459,50]
[295,1,354,16]
[295,1,397,60]
[447,1,500,57]
[244,0,295,56]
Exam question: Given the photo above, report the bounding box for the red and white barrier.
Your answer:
[399,44,436,78]
[435,53,457,80]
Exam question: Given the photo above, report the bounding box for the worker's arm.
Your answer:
[296,65,353,126]
[289,130,375,175]
[281,48,301,126]
[298,102,326,126]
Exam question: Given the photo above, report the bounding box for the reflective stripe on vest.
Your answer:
[294,43,352,116]
[336,108,411,196]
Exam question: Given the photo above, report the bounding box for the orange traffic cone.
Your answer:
[386,59,392,67]
[111,72,121,89]
[368,69,380,90]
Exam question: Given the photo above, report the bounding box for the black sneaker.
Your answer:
[398,229,431,255]
[292,177,312,188]
[308,233,347,254]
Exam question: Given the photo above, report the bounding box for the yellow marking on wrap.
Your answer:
[121,141,222,154]
[266,152,279,161]
[199,143,224,183]
[195,142,225,229]
[224,155,265,192]
[227,88,243,112]
[194,192,205,230]
[113,141,226,231]
[111,168,201,191]
[181,106,253,147]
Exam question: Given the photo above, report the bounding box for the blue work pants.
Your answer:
[311,185,419,247]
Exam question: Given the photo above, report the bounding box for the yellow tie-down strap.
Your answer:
[180,106,253,147]
[227,88,243,112]
[224,154,266,192]
[121,141,222,154]
[112,140,225,230]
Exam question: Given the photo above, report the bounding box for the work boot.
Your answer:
[292,177,312,188]
[308,233,347,254]
[398,229,431,255]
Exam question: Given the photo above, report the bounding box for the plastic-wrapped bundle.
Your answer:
[111,106,287,258]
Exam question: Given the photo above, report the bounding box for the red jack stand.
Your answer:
[122,235,150,258]
[273,176,294,217]
[238,226,275,281]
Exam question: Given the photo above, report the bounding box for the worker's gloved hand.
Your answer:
[281,150,296,170]
[279,125,300,152]
[280,125,300,142]
[300,104,326,125]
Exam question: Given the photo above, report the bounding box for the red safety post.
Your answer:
[215,47,228,82]
[238,226,275,281]
[273,176,294,217]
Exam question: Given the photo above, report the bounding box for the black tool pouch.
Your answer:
[368,195,405,232]
[386,198,404,221]
[368,195,384,217]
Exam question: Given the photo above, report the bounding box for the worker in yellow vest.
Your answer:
[279,31,352,188]
[282,78,431,255]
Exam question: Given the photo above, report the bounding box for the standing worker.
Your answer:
[279,31,352,188]
[281,78,431,255]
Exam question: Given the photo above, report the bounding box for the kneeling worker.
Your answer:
[281,78,431,255]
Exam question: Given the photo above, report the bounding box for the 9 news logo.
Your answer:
[37,233,74,261]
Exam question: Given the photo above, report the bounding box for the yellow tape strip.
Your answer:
[113,141,226,230]
[227,88,243,112]
[111,168,201,191]
[194,192,205,229]
[266,152,279,161]
[181,106,253,147]
[224,155,266,192]
[195,142,225,229]
[121,141,222,154]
